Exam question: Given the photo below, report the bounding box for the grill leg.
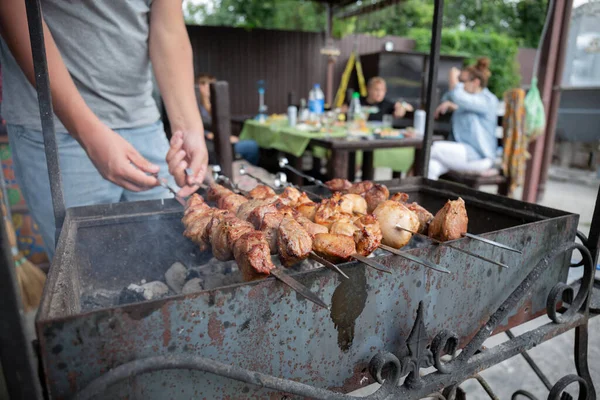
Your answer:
[574,323,596,400]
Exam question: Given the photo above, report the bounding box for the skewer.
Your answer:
[274,172,324,200]
[378,243,451,274]
[184,168,208,191]
[395,226,510,269]
[309,252,350,279]
[278,157,327,189]
[211,166,248,195]
[269,269,329,309]
[154,175,187,207]
[461,232,522,254]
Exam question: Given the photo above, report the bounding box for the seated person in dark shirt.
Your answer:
[196,74,259,165]
[361,76,413,121]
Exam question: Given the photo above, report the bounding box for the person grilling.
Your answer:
[196,73,260,166]
[428,58,499,180]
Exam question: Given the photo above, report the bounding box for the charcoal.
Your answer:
[182,278,204,295]
[186,268,201,281]
[165,262,188,293]
[140,281,169,300]
[119,284,146,305]
[81,289,120,310]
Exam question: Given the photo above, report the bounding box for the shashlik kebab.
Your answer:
[182,194,329,308]
[206,183,391,273]
[277,177,512,269]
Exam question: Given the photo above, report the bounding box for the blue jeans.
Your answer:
[7,120,174,259]
[234,140,260,165]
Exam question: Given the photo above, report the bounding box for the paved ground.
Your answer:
[367,167,600,399]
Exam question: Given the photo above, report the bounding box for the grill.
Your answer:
[37,177,578,398]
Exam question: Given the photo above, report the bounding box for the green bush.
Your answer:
[408,28,521,98]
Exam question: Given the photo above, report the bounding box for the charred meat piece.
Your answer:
[248,185,277,200]
[428,197,468,241]
[348,181,374,195]
[293,214,329,238]
[183,209,216,251]
[315,193,354,228]
[185,194,207,213]
[325,178,352,193]
[182,205,210,228]
[295,192,313,205]
[211,215,255,261]
[260,212,285,254]
[329,220,359,237]
[406,202,434,234]
[236,198,276,221]
[233,231,275,281]
[277,215,312,267]
[217,193,248,213]
[279,186,302,207]
[353,214,383,256]
[373,200,419,248]
[247,203,280,229]
[339,193,368,215]
[202,210,231,247]
[313,233,356,263]
[295,201,318,222]
[390,192,410,203]
[207,183,234,202]
[365,184,390,213]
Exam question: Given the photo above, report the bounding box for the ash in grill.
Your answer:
[80,255,324,311]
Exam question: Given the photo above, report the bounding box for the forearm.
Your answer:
[149,11,203,134]
[0,0,102,143]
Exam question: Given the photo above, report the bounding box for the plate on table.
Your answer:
[373,128,404,139]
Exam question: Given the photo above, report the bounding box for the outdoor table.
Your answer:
[239,118,444,184]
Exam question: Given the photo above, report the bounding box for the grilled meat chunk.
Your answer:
[211,215,254,261]
[277,215,312,267]
[293,214,329,238]
[295,201,318,222]
[347,181,374,195]
[373,200,419,248]
[406,202,434,234]
[248,185,277,200]
[325,178,352,192]
[279,186,302,207]
[247,203,280,229]
[185,194,207,213]
[233,231,275,281]
[339,193,368,215]
[217,193,248,213]
[315,193,354,228]
[365,184,390,213]
[295,192,313,205]
[236,198,275,221]
[313,233,356,263]
[428,197,468,241]
[207,183,234,202]
[353,215,383,256]
[390,192,410,203]
[260,212,285,254]
[329,220,359,237]
[183,209,216,251]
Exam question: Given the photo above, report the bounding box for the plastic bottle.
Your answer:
[347,92,362,122]
[308,84,325,116]
[299,98,309,122]
[414,109,426,137]
[287,105,297,127]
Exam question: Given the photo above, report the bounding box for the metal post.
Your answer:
[587,183,600,265]
[210,81,234,179]
[326,3,335,107]
[0,214,43,399]
[537,0,573,201]
[25,0,66,243]
[417,0,444,177]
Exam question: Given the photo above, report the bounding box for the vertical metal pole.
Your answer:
[587,185,600,266]
[0,214,43,399]
[417,0,444,177]
[325,3,335,107]
[24,0,66,244]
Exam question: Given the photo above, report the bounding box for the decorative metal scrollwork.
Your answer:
[547,243,594,324]
[430,329,459,374]
[547,375,589,400]
[369,301,434,389]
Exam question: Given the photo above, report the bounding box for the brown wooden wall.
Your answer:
[187,25,328,116]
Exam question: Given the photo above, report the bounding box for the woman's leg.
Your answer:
[428,141,469,180]
[428,159,448,180]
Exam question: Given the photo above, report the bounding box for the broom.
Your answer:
[0,165,46,312]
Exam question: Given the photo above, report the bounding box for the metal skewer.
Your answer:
[378,243,451,274]
[274,172,324,200]
[461,232,522,254]
[396,226,510,269]
[211,166,248,196]
[309,252,350,279]
[153,175,187,207]
[278,157,327,189]
[269,269,329,309]
[350,254,391,274]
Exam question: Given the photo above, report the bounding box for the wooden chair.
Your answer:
[210,81,234,179]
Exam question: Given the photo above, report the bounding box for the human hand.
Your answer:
[166,130,208,197]
[230,135,239,144]
[450,67,461,81]
[394,102,413,118]
[82,124,160,191]
[434,101,457,119]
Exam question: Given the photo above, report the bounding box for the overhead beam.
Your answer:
[335,0,405,19]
